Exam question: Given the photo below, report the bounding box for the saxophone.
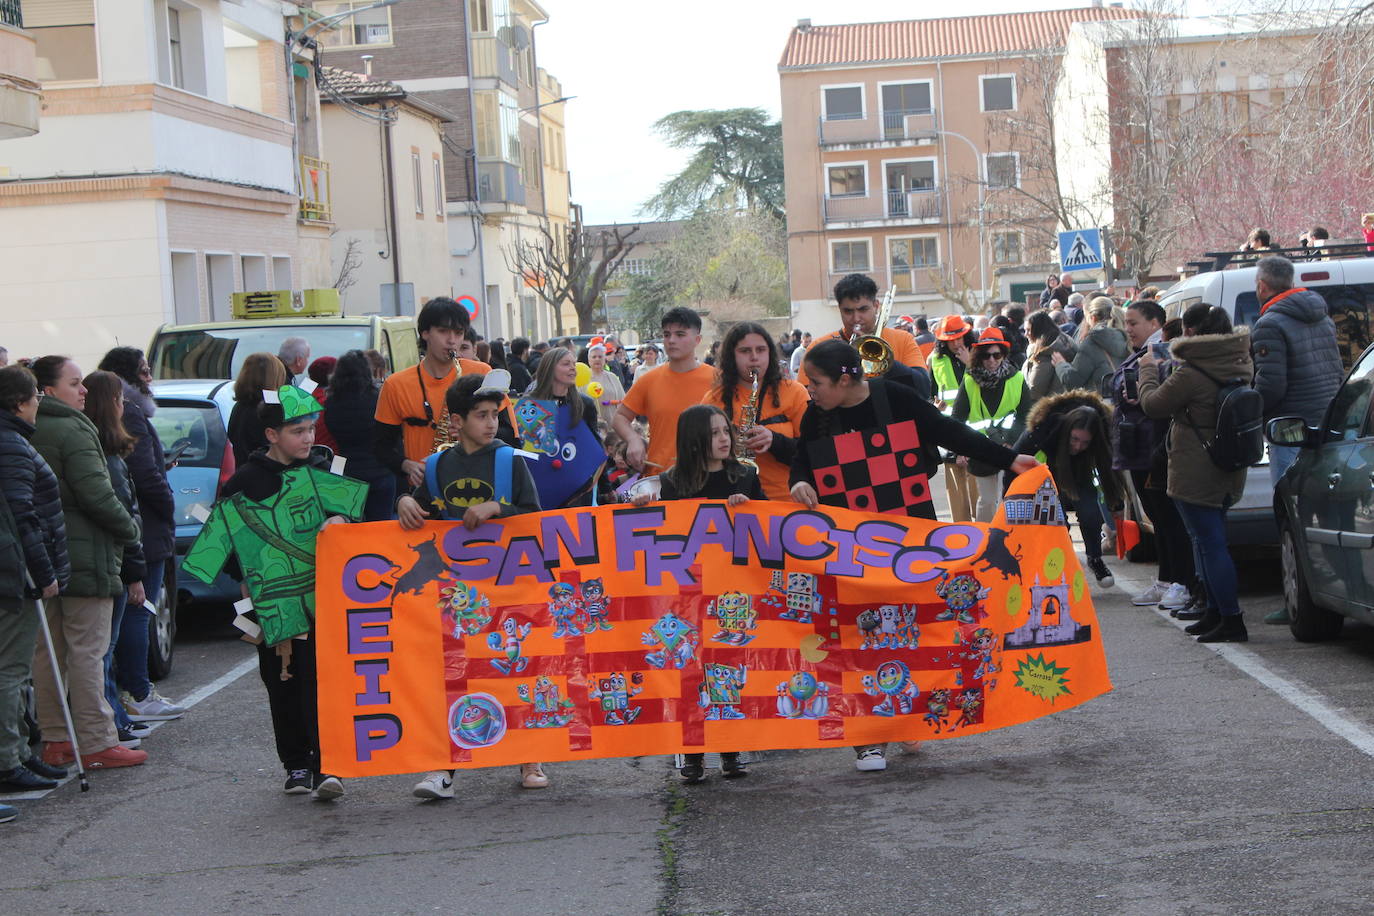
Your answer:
[431,348,462,453]
[849,285,897,378]
[735,370,761,469]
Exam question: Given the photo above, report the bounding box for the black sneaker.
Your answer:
[117,727,142,750]
[312,774,345,800]
[1087,557,1115,589]
[0,765,57,791]
[720,752,748,779]
[23,756,66,780]
[284,768,313,795]
[680,754,705,783]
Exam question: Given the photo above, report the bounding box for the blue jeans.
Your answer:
[1269,444,1299,487]
[104,593,134,731]
[1175,500,1240,617]
[114,558,165,702]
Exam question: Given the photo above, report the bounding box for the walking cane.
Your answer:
[24,571,89,792]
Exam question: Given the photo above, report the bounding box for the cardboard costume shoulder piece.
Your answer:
[182,464,368,646]
[806,381,934,518]
[514,396,605,508]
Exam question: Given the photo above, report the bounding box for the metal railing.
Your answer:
[0,0,22,29]
[818,108,938,145]
[823,186,942,223]
[298,156,331,222]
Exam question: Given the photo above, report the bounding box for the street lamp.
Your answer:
[520,95,577,113]
[931,128,987,308]
[291,0,399,47]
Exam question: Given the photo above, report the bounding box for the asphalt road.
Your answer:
[7,544,1374,914]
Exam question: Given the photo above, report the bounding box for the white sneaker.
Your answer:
[124,690,187,722]
[520,762,549,789]
[855,745,887,772]
[1158,583,1191,611]
[1131,581,1168,606]
[413,770,454,800]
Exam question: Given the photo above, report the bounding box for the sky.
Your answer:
[535,0,1180,224]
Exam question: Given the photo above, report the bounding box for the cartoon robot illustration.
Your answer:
[580,578,613,632]
[861,660,921,716]
[437,581,492,637]
[589,671,644,725]
[951,687,983,731]
[547,582,585,638]
[857,604,919,649]
[954,625,1000,685]
[486,615,532,674]
[641,612,699,670]
[762,571,823,623]
[514,398,558,455]
[707,591,757,646]
[923,688,952,732]
[699,663,747,720]
[775,672,830,719]
[516,676,575,728]
[934,571,990,624]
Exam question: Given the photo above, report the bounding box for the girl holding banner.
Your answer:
[517,348,610,509]
[700,322,809,500]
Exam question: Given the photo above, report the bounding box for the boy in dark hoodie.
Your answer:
[396,373,546,798]
[182,386,368,800]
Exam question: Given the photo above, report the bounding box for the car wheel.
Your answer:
[1281,520,1343,642]
[147,564,178,680]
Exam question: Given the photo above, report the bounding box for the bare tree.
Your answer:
[332,234,364,294]
[505,219,640,335]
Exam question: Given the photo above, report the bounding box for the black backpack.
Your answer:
[1183,363,1264,471]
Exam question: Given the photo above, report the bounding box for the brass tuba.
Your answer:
[848,285,896,378]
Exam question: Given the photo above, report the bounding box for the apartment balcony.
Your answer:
[817,109,939,149]
[477,159,526,211]
[823,187,942,228]
[0,3,39,141]
[298,155,332,222]
[470,36,519,87]
[827,265,944,297]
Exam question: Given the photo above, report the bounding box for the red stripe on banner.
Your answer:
[557,569,594,752]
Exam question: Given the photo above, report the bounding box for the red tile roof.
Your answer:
[779,7,1146,69]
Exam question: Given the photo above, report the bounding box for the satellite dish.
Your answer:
[510,24,530,51]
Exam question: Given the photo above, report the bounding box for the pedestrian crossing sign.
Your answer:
[1058,228,1104,271]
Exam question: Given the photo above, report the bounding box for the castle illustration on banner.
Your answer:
[1004,574,1091,649]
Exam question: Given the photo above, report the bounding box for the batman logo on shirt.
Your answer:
[443,478,495,508]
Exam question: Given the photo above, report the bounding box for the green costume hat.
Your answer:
[262,385,321,423]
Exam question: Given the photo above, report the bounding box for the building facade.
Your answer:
[0,1,39,142]
[0,0,334,369]
[778,8,1139,332]
[319,65,454,315]
[315,0,571,342]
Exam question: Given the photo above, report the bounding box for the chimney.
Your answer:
[797,18,812,31]
[360,54,374,79]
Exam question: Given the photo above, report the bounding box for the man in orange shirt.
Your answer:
[701,322,808,500]
[797,273,930,398]
[373,298,494,491]
[614,307,715,474]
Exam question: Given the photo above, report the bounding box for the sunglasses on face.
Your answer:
[979,350,1006,360]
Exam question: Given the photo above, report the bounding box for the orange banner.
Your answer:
[315,467,1111,777]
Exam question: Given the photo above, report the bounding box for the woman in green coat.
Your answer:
[29,356,144,769]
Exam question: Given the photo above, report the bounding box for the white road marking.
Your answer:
[2,654,258,802]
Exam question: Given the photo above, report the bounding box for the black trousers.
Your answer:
[255,631,320,774]
[1130,469,1196,586]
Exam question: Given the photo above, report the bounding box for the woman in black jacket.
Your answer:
[0,367,70,798]
[98,347,181,719]
[324,350,395,521]
[228,353,288,466]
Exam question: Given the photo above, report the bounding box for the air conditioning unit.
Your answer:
[231,289,341,319]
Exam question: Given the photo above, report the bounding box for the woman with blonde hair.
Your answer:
[1053,296,1129,394]
[228,353,288,465]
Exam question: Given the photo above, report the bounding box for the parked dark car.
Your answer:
[1268,342,1374,640]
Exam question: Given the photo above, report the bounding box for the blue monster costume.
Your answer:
[514,396,605,508]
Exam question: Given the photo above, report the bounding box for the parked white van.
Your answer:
[1156,247,1374,544]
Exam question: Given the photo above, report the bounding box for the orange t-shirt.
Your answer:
[701,377,809,500]
[621,362,716,472]
[795,327,928,386]
[376,358,491,462]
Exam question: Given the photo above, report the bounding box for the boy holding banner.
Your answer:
[396,373,549,795]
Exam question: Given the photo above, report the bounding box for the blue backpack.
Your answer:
[423,446,515,519]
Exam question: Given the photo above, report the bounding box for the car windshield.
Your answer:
[149,401,225,467]
[149,326,371,380]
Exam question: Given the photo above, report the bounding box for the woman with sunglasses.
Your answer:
[951,328,1031,522]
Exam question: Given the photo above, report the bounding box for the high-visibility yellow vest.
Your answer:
[963,372,1024,435]
[931,354,961,410]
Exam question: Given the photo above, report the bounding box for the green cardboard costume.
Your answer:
[181,386,368,646]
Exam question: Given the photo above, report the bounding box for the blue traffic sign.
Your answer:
[1058,228,1104,272]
